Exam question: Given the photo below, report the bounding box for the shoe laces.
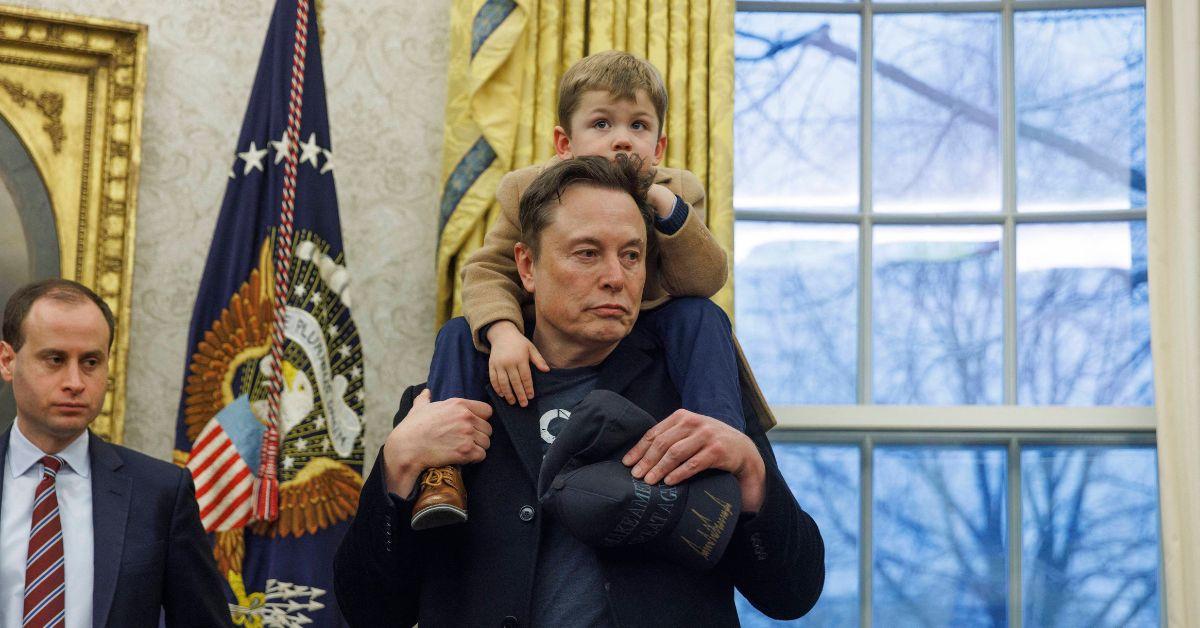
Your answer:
[422,467,458,489]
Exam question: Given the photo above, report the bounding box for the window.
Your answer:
[732,1,1159,624]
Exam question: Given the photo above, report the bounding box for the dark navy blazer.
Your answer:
[335,322,825,627]
[0,428,233,627]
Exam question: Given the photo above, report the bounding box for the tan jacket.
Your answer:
[460,159,728,349]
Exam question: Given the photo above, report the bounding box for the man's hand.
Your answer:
[382,390,494,497]
[647,182,678,219]
[622,410,767,513]
[486,320,550,407]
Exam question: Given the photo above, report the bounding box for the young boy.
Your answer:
[435,50,744,428]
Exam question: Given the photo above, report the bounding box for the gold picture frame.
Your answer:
[0,5,147,442]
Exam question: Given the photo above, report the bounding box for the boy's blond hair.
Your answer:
[557,51,668,134]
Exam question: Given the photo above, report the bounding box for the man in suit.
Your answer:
[0,278,232,627]
[335,156,824,627]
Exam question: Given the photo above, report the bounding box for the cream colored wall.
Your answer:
[15,0,451,464]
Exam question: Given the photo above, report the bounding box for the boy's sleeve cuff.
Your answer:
[654,195,689,235]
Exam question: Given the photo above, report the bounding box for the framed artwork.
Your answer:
[0,4,147,442]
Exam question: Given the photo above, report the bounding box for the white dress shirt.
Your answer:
[1,422,93,628]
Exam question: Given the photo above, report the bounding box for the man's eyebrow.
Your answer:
[567,236,603,247]
[565,236,646,249]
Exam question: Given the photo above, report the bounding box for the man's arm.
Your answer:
[162,470,235,627]
[622,409,825,619]
[334,390,493,626]
[334,447,421,627]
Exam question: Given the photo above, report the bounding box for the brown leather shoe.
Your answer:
[410,465,468,529]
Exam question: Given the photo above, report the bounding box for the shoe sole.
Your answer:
[410,503,468,530]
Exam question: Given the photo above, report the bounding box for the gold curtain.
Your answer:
[435,0,735,326]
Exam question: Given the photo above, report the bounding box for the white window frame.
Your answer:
[735,0,1153,432]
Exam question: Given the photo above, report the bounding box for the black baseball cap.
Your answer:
[538,390,742,571]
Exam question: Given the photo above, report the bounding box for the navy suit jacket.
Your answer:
[0,428,233,627]
[335,321,825,627]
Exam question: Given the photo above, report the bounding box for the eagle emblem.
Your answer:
[180,233,365,578]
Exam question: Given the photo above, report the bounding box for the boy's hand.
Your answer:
[486,321,550,407]
[647,182,677,219]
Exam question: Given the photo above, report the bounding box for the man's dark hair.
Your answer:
[2,278,116,351]
[518,155,656,258]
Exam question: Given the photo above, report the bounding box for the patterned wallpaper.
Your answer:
[13,0,452,465]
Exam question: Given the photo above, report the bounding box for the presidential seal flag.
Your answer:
[174,0,363,625]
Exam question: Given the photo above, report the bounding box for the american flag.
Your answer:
[187,397,262,532]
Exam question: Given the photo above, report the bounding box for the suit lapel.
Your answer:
[89,432,131,628]
[596,327,656,396]
[489,389,545,488]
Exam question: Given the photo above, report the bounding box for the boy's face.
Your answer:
[555,89,667,171]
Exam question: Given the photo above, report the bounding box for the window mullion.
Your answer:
[860,435,874,628]
[858,1,874,406]
[1002,0,1018,405]
[1008,437,1023,627]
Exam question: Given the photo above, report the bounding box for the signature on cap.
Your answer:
[682,492,734,559]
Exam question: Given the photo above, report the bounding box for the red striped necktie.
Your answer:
[24,455,66,628]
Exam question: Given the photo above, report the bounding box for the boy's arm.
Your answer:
[654,168,729,298]
[461,170,531,352]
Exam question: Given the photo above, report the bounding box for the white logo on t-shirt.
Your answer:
[540,408,571,444]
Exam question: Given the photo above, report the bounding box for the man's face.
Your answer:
[517,184,647,364]
[555,89,667,171]
[0,298,110,448]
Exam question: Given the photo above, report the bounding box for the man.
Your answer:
[335,157,824,627]
[0,279,232,627]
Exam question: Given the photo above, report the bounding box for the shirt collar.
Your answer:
[7,420,91,479]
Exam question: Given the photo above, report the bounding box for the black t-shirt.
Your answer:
[530,365,613,627]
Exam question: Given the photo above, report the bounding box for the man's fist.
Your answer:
[383,390,494,497]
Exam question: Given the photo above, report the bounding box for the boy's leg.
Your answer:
[413,317,482,530]
[641,297,746,431]
[427,317,489,402]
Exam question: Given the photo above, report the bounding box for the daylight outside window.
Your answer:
[731,1,1159,625]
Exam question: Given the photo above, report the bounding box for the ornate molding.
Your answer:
[0,77,64,152]
[0,5,148,443]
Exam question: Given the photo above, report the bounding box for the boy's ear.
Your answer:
[652,133,667,166]
[553,126,574,159]
[514,243,536,294]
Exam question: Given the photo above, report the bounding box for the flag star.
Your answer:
[229,153,237,179]
[283,455,294,470]
[314,416,326,430]
[296,437,308,450]
[299,132,321,168]
[350,365,362,380]
[322,437,330,451]
[319,148,334,174]
[339,345,352,358]
[328,324,339,336]
[355,390,365,403]
[311,292,323,305]
[293,284,307,297]
[238,141,269,175]
[271,129,291,165]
